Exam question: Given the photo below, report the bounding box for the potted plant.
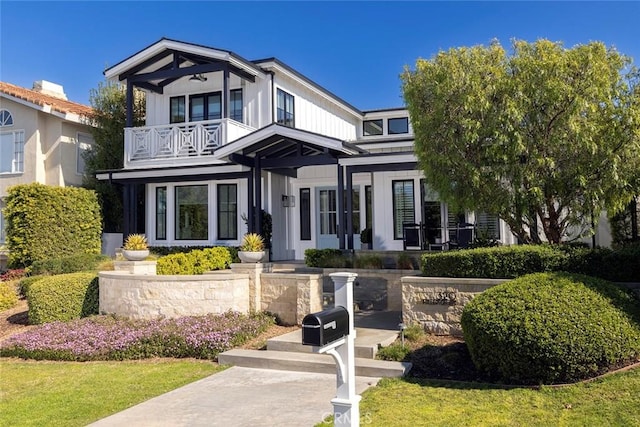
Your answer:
[122,234,150,261]
[238,233,265,263]
[360,228,372,250]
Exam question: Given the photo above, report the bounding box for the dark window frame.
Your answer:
[189,91,222,122]
[276,88,295,127]
[170,96,186,124]
[155,187,167,240]
[388,117,409,134]
[300,188,311,241]
[230,88,243,123]
[392,180,415,240]
[217,183,238,240]
[363,119,383,136]
[174,184,209,241]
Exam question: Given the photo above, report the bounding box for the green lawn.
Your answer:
[319,366,640,426]
[0,358,223,427]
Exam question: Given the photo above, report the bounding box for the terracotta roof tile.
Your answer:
[0,81,93,117]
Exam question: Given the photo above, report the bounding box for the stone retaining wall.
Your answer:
[401,276,507,336]
[260,273,323,325]
[99,270,250,319]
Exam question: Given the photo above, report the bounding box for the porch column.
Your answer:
[223,66,229,119]
[255,156,262,236]
[247,171,254,234]
[123,183,137,237]
[126,81,133,128]
[346,166,354,250]
[337,164,345,250]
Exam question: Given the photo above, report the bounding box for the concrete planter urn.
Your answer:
[122,249,150,261]
[238,251,265,263]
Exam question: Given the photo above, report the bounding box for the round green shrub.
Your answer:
[26,272,99,324]
[0,281,19,311]
[461,272,640,384]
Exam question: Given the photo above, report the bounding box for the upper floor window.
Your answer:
[277,89,295,127]
[0,110,13,127]
[190,92,221,122]
[76,132,94,175]
[0,130,24,174]
[363,119,383,136]
[388,117,409,134]
[230,89,243,123]
[170,96,185,123]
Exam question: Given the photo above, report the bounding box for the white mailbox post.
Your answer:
[326,272,360,427]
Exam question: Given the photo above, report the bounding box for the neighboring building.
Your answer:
[0,80,94,250]
[96,38,523,260]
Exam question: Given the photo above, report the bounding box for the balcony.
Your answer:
[124,119,255,168]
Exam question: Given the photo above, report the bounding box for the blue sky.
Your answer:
[2,1,639,111]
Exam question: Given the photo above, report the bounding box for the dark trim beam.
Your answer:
[118,49,175,81]
[269,168,298,178]
[126,82,133,128]
[129,62,229,83]
[260,154,337,169]
[107,171,252,185]
[228,153,254,168]
[134,81,163,94]
[347,162,418,173]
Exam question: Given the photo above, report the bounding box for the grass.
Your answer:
[317,367,640,426]
[0,358,223,426]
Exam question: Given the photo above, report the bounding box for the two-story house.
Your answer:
[0,81,94,265]
[97,38,517,260]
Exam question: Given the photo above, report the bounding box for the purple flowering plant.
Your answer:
[0,311,274,361]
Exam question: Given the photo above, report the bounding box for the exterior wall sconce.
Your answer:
[282,194,295,207]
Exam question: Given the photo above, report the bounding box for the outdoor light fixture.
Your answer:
[189,73,207,82]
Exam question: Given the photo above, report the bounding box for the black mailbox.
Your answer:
[301,306,349,347]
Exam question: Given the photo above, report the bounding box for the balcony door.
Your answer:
[189,92,221,122]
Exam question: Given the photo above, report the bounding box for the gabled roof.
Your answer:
[104,38,266,82]
[0,81,93,117]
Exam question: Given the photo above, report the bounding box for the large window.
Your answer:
[76,132,93,175]
[392,180,415,240]
[277,89,295,127]
[346,189,360,234]
[363,119,383,136]
[175,185,208,240]
[476,212,500,240]
[170,96,185,123]
[365,185,372,229]
[190,92,221,122]
[156,187,167,240]
[319,189,337,235]
[300,188,311,240]
[217,184,237,240]
[388,117,409,134]
[0,130,24,173]
[230,89,243,122]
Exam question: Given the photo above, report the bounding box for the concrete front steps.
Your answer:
[218,327,411,378]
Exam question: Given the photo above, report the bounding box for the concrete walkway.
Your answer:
[89,367,380,427]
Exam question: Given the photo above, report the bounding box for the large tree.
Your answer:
[83,82,145,232]
[402,39,640,244]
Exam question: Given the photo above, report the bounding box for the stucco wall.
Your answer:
[99,270,250,319]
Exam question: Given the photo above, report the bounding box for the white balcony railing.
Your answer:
[124,119,255,168]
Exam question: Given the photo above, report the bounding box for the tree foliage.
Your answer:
[402,39,640,243]
[83,81,145,232]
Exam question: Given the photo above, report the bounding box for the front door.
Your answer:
[316,188,338,249]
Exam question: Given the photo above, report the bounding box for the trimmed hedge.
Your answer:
[422,245,566,279]
[304,249,346,268]
[461,272,640,384]
[4,183,102,267]
[30,254,111,276]
[0,281,19,311]
[150,246,240,264]
[421,244,640,281]
[25,272,99,325]
[156,247,232,275]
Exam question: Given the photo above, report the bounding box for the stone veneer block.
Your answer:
[401,276,507,336]
[113,261,157,275]
[260,273,323,325]
[229,263,272,312]
[99,271,249,319]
